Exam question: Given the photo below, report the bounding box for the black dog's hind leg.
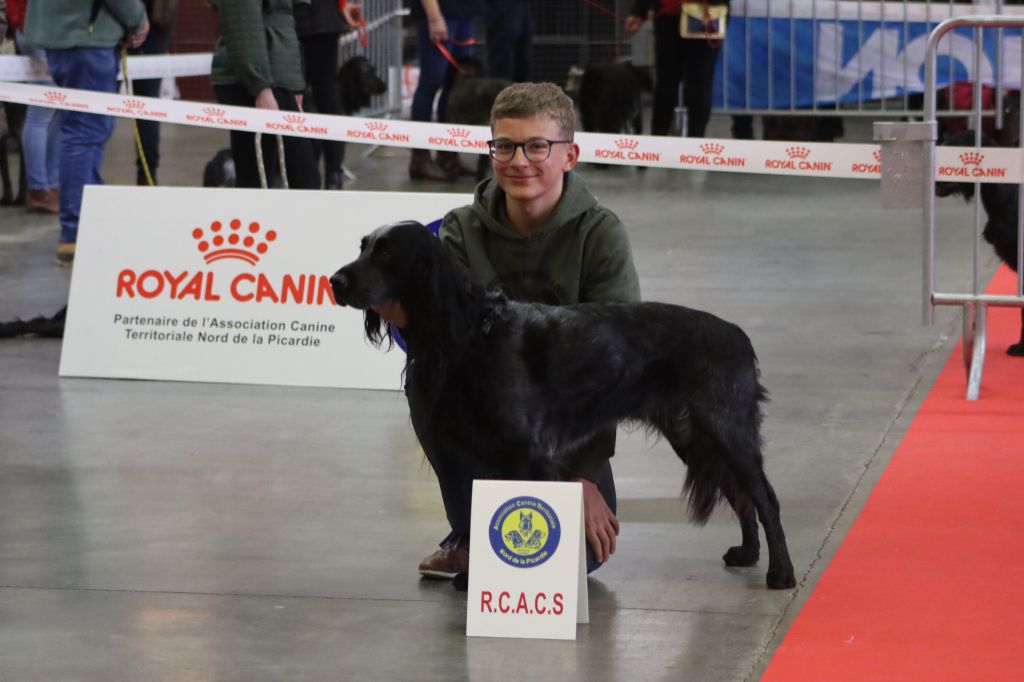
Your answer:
[1009,308,1024,356]
[732,456,795,589]
[721,485,760,567]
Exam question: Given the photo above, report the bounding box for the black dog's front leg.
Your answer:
[1009,308,1024,356]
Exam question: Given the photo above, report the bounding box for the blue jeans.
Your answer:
[15,31,61,191]
[45,47,119,244]
[411,17,476,122]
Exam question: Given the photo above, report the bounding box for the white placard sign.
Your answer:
[59,187,471,389]
[466,480,588,640]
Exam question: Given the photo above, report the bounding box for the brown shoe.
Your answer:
[418,537,469,579]
[409,149,454,182]
[436,151,475,178]
[55,242,75,268]
[26,188,58,214]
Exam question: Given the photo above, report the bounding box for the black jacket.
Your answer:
[295,0,346,37]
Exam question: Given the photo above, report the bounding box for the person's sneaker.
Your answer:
[418,536,469,579]
[55,242,75,267]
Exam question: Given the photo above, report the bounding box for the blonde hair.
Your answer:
[490,82,576,138]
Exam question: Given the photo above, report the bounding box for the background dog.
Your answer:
[442,57,511,180]
[330,221,797,590]
[936,129,1024,356]
[0,101,26,206]
[576,61,652,136]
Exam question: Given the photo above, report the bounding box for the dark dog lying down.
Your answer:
[936,130,1024,356]
[330,222,796,589]
[0,305,66,338]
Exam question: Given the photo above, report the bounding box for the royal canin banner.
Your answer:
[59,187,471,389]
[0,81,1018,183]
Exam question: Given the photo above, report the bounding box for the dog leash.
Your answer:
[434,37,476,76]
[120,47,155,187]
[254,131,289,190]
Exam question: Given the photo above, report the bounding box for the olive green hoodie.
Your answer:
[24,0,146,50]
[209,0,308,96]
[440,171,641,306]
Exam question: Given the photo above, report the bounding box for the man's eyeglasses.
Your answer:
[487,138,573,163]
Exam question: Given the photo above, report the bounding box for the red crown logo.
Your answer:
[447,127,470,138]
[873,150,881,162]
[960,151,984,166]
[283,113,306,125]
[192,218,277,265]
[700,143,724,155]
[44,90,66,103]
[123,98,144,110]
[203,106,225,117]
[786,146,811,159]
[365,121,388,132]
[615,138,639,150]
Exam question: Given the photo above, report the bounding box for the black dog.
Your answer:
[936,130,1024,356]
[442,57,511,180]
[0,305,66,338]
[577,61,652,136]
[330,221,797,590]
[202,148,236,188]
[337,54,387,115]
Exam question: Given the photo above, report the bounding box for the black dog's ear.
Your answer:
[363,309,392,349]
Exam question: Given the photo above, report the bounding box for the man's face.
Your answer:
[490,115,579,206]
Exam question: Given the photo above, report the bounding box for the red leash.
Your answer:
[434,37,476,75]
[338,0,369,48]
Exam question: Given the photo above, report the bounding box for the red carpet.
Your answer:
[763,267,1024,682]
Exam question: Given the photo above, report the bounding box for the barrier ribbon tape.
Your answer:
[0,80,1020,183]
[0,53,213,82]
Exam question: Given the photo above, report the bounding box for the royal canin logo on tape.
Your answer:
[266,113,328,135]
[346,120,411,143]
[593,137,661,163]
[28,89,88,110]
[851,149,882,175]
[764,146,833,172]
[185,105,249,128]
[937,150,1007,179]
[428,126,488,150]
[106,97,169,119]
[678,142,746,168]
[114,218,335,306]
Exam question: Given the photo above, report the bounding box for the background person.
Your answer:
[24,0,149,266]
[129,0,179,186]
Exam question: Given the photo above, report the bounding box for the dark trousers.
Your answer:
[300,32,345,177]
[427,430,618,574]
[652,13,722,137]
[213,83,321,190]
[412,17,476,122]
[130,22,172,183]
[484,0,531,82]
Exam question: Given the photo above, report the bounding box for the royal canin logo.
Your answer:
[851,149,882,175]
[266,112,327,135]
[203,106,226,117]
[765,145,831,172]
[594,137,660,163]
[186,105,248,127]
[615,138,639,150]
[283,113,306,125]
[192,218,277,266]
[679,142,745,168]
[938,149,1006,179]
[365,121,388,132]
[346,119,412,143]
[428,124,486,149]
[960,151,984,166]
[122,98,145,110]
[30,89,88,110]
[115,218,336,306]
[107,97,167,119]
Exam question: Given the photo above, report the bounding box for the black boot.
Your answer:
[325,170,343,190]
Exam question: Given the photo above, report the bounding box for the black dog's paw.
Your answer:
[452,571,469,592]
[722,545,759,567]
[766,567,797,590]
[1007,342,1024,357]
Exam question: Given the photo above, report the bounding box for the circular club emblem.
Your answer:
[488,496,561,568]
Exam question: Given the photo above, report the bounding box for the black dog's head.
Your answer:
[935,129,996,200]
[337,56,387,115]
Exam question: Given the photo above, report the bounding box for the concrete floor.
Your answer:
[0,116,989,681]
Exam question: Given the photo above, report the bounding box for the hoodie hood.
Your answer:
[469,171,598,242]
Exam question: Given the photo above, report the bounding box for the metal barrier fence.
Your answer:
[338,0,406,118]
[918,16,1024,399]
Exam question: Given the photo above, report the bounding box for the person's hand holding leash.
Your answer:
[623,15,645,35]
[123,17,150,48]
[255,88,279,111]
[572,476,619,562]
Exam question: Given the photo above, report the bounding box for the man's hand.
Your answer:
[571,476,619,563]
[372,300,407,328]
[255,88,279,111]
[341,1,363,28]
[123,17,150,48]
[623,15,645,35]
